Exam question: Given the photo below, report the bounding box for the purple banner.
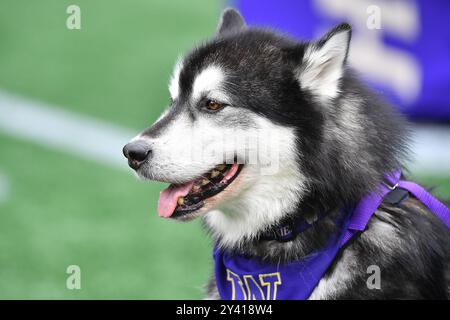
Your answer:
[235,0,450,121]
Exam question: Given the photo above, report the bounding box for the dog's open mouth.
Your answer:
[157,163,243,219]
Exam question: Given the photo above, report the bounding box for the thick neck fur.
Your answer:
[203,70,410,262]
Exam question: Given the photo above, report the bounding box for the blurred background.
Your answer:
[0,0,449,299]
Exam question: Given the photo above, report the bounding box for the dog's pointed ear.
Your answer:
[297,23,351,101]
[216,8,246,36]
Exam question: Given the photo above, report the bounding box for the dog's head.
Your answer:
[123,8,353,246]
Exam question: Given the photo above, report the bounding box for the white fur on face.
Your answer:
[170,62,227,102]
[203,117,307,248]
[299,30,350,102]
[137,65,232,183]
[136,111,222,183]
[136,61,306,247]
[192,65,225,101]
[135,100,306,248]
[169,58,184,100]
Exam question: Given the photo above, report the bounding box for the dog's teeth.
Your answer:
[216,164,226,171]
[192,185,201,192]
[201,179,210,186]
[211,170,220,178]
[177,197,184,205]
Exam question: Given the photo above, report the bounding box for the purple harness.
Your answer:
[214,171,450,300]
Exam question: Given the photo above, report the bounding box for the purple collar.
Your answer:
[214,171,450,300]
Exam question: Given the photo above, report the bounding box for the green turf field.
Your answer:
[0,0,219,299]
[0,0,449,299]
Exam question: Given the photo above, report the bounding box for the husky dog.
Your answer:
[123,8,450,299]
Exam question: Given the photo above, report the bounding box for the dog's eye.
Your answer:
[205,100,224,112]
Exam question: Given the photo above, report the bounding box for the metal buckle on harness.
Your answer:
[382,180,398,191]
[382,179,410,207]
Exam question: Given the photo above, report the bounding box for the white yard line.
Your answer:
[0,91,134,170]
[0,90,450,175]
[409,125,450,174]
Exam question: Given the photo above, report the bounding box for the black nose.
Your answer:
[123,141,152,170]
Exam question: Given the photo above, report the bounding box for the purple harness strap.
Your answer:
[396,181,450,229]
[341,170,450,246]
[214,171,450,300]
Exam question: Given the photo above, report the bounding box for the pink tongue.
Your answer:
[157,181,195,218]
[222,163,239,182]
